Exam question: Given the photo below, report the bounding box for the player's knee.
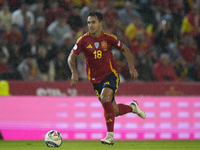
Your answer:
[100,95,112,103]
[114,109,119,117]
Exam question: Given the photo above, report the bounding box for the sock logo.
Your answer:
[104,82,110,85]
[106,119,113,122]
[106,113,112,117]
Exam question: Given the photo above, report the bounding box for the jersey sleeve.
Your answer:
[72,36,83,55]
[108,34,123,50]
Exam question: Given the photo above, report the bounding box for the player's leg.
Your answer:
[100,87,115,145]
[113,100,146,119]
[112,101,132,117]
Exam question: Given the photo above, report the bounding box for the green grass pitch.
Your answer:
[0,140,199,150]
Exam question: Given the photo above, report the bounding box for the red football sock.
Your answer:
[117,103,132,116]
[102,102,115,132]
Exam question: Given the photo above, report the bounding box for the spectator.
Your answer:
[6,24,22,43]
[103,0,119,34]
[35,16,47,43]
[44,33,58,60]
[178,33,198,65]
[17,53,41,81]
[136,52,154,81]
[153,53,178,81]
[67,5,83,33]
[61,33,74,57]
[156,0,184,28]
[60,0,73,11]
[97,0,108,12]
[167,43,180,63]
[154,18,176,55]
[0,51,22,80]
[135,0,157,26]
[8,41,22,69]
[148,46,158,66]
[181,3,200,37]
[112,49,128,82]
[45,0,65,27]
[75,51,88,81]
[36,44,51,81]
[173,55,188,81]
[20,33,37,58]
[80,0,100,27]
[19,15,34,43]
[11,2,35,27]
[49,50,71,81]
[181,3,200,51]
[0,2,12,31]
[125,17,144,42]
[187,54,200,81]
[31,0,45,22]
[47,13,72,47]
[130,30,150,60]
[0,53,10,74]
[0,33,9,59]
[118,1,141,27]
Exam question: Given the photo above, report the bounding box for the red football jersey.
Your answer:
[72,31,123,84]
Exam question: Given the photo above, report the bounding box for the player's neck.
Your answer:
[90,30,102,38]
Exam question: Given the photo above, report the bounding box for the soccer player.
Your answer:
[68,11,146,145]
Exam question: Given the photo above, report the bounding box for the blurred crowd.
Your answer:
[0,0,200,82]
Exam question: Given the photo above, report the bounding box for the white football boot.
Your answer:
[130,100,146,119]
[100,132,114,145]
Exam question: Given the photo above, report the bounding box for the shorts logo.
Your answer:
[101,40,107,51]
[94,42,99,49]
[87,44,92,48]
[104,82,110,85]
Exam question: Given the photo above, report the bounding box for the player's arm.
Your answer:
[121,44,138,80]
[68,51,79,86]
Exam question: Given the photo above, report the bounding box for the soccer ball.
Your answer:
[44,130,63,147]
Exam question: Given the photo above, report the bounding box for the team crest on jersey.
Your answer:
[101,41,107,51]
[94,42,99,49]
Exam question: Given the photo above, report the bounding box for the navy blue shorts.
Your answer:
[93,72,120,103]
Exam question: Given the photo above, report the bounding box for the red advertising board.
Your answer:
[6,81,200,96]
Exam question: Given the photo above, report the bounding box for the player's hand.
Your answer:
[70,71,79,86]
[130,67,138,80]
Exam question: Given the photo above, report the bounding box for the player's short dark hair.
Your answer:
[88,11,103,22]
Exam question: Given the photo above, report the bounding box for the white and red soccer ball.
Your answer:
[45,130,63,147]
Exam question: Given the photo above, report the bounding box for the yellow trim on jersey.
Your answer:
[87,67,91,81]
[76,32,90,44]
[109,59,119,94]
[103,32,117,40]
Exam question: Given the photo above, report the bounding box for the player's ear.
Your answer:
[99,21,103,26]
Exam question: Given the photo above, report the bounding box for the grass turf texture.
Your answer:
[0,140,199,150]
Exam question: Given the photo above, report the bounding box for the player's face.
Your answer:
[87,16,102,34]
